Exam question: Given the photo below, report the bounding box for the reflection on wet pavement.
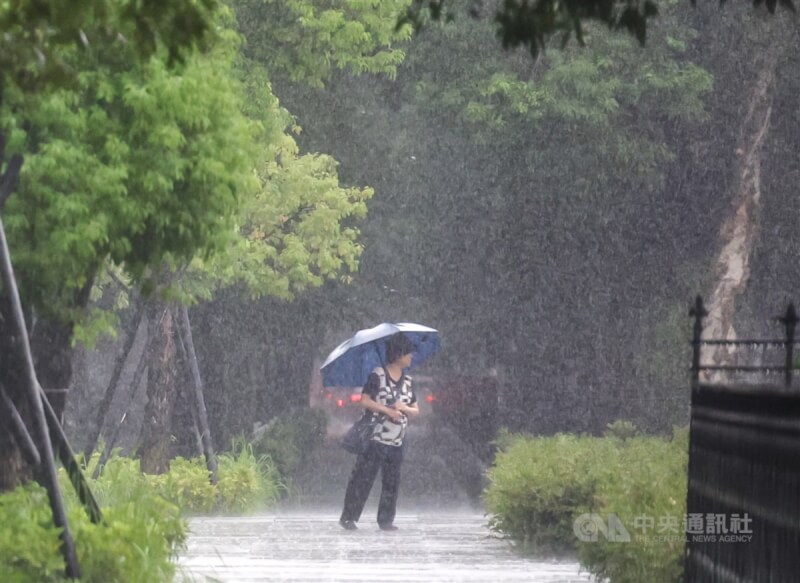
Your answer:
[179,512,595,582]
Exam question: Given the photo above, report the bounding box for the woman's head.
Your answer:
[385,333,415,366]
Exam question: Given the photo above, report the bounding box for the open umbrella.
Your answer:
[320,322,440,387]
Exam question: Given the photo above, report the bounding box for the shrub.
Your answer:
[82,452,147,507]
[1,477,185,583]
[577,428,688,583]
[1,441,283,581]
[149,456,217,513]
[144,452,281,514]
[603,420,639,440]
[89,444,282,515]
[69,490,185,583]
[484,426,689,582]
[484,432,619,554]
[252,407,327,481]
[215,440,282,513]
[0,484,64,582]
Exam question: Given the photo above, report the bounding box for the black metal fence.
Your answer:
[685,297,800,582]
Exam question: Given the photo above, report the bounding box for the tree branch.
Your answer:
[106,266,131,293]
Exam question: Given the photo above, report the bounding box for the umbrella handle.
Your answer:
[372,343,405,406]
[373,343,385,368]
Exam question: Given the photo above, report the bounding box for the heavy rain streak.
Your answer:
[0,1,798,582]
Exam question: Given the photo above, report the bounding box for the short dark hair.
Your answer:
[385,333,415,364]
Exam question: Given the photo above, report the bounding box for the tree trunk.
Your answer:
[0,138,23,213]
[138,303,180,475]
[29,315,78,422]
[702,56,778,376]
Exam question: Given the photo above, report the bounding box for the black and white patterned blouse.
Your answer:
[362,367,416,447]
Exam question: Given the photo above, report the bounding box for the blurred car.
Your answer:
[319,386,365,423]
[314,375,437,424]
[411,375,436,417]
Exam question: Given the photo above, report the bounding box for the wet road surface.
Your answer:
[178,511,595,582]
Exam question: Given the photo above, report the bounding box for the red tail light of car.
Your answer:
[350,393,362,403]
[425,394,437,403]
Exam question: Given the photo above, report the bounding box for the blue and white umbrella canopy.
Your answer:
[320,322,440,387]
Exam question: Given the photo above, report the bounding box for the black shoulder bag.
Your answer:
[341,413,377,455]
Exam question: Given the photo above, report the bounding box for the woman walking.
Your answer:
[339,333,419,531]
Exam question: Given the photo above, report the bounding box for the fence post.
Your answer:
[780,303,797,389]
[689,296,707,389]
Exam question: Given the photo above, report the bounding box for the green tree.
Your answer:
[0,5,255,489]
[402,0,795,59]
[4,27,257,318]
[0,0,218,95]
[183,90,372,302]
[124,0,415,444]
[132,92,373,470]
[70,11,379,470]
[233,0,413,87]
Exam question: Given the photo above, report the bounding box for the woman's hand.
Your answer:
[392,401,420,419]
[384,407,404,422]
[392,402,411,414]
[362,393,416,421]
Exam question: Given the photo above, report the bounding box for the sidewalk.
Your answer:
[178,512,594,582]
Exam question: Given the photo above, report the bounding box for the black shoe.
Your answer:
[339,519,357,530]
[379,524,398,531]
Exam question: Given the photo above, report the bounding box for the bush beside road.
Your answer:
[485,425,688,583]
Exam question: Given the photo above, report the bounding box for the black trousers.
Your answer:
[340,441,404,526]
